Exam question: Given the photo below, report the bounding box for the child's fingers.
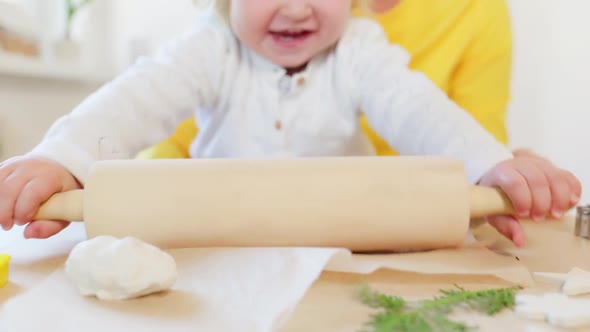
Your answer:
[488,165,531,218]
[0,156,20,170]
[13,178,62,226]
[563,170,582,205]
[23,220,70,239]
[0,170,31,230]
[516,162,551,221]
[535,162,573,219]
[0,166,15,229]
[487,215,526,247]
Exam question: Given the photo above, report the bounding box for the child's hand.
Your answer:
[479,154,582,247]
[0,156,81,239]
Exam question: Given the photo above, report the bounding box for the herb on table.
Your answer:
[357,284,519,332]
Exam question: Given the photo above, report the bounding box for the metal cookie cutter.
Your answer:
[575,205,590,238]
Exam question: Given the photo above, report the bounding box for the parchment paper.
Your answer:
[0,244,533,332]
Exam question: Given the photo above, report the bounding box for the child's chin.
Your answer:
[274,58,310,71]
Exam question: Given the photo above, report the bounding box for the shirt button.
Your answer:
[297,77,306,87]
[274,120,283,130]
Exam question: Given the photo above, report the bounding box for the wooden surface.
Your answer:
[282,217,590,332]
[1,216,589,331]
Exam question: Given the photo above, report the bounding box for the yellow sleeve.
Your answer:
[136,117,198,159]
[448,0,512,145]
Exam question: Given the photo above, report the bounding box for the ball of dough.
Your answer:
[65,236,177,300]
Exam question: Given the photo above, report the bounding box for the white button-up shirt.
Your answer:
[31,9,512,184]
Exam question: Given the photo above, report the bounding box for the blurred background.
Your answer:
[0,0,589,203]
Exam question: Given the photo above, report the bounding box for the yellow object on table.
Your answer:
[0,254,10,287]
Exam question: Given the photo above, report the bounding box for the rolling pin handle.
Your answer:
[34,190,84,222]
[469,186,514,219]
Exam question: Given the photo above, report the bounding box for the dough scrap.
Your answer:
[561,268,590,296]
[515,293,590,328]
[534,268,590,296]
[65,236,177,300]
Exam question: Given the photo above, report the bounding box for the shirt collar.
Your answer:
[242,43,328,83]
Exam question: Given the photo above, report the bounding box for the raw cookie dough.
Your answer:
[65,236,177,300]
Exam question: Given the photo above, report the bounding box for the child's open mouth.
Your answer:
[270,30,313,47]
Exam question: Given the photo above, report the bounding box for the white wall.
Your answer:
[0,76,100,159]
[507,0,590,203]
[0,0,196,161]
[0,0,113,160]
[108,0,198,70]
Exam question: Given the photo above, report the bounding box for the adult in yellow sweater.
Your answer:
[139,0,512,159]
[138,0,530,244]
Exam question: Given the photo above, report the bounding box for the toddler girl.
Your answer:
[0,0,580,246]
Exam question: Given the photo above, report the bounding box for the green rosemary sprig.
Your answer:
[357,284,519,332]
[357,285,406,312]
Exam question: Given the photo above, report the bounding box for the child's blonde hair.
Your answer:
[194,0,371,22]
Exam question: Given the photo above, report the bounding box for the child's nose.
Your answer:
[279,1,312,21]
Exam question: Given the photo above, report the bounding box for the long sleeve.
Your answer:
[341,19,513,183]
[29,13,229,183]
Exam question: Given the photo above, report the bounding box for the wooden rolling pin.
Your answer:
[34,157,513,251]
